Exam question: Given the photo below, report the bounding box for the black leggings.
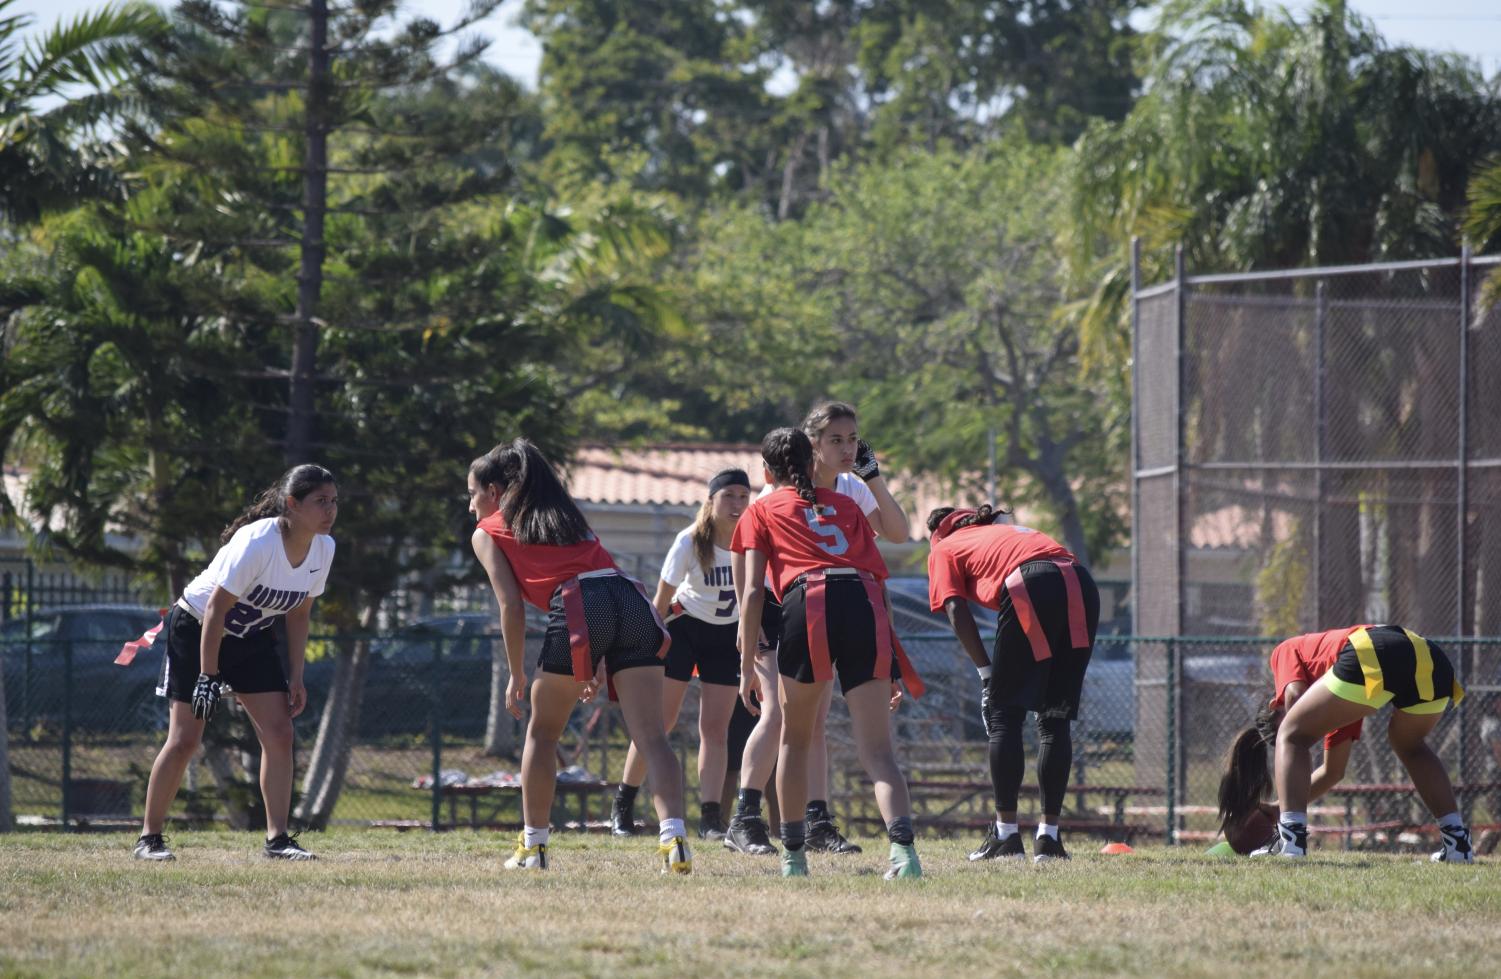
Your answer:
[988,705,1072,817]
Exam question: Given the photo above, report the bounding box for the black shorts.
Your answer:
[664,614,739,685]
[759,594,783,651]
[990,561,1100,720]
[1326,625,1457,712]
[538,573,666,678]
[156,604,287,703]
[778,573,897,694]
[725,696,758,769]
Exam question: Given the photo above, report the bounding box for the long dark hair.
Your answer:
[761,427,816,506]
[469,438,591,546]
[1216,703,1279,834]
[925,503,1012,535]
[221,464,337,543]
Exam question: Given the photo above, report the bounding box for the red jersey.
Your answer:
[731,486,887,601]
[477,512,617,610]
[928,523,1074,612]
[1270,626,1372,749]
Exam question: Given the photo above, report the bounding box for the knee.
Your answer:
[1037,717,1070,745]
[698,724,727,749]
[259,721,294,756]
[161,731,201,761]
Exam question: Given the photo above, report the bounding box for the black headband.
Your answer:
[708,469,751,497]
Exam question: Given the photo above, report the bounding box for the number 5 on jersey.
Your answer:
[803,506,849,556]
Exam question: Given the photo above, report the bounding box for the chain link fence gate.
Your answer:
[1132,243,1501,842]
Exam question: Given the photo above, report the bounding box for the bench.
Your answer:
[857,775,1164,836]
[410,779,615,831]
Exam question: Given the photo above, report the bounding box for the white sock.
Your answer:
[1438,811,1464,831]
[1279,811,1307,827]
[1037,822,1059,841]
[977,664,993,680]
[659,818,686,844]
[996,820,1018,839]
[523,825,549,848]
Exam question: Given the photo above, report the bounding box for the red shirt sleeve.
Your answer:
[1269,638,1314,709]
[1324,719,1363,750]
[730,503,768,554]
[927,542,969,612]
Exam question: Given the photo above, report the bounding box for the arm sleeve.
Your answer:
[927,544,968,611]
[660,530,692,587]
[215,528,271,598]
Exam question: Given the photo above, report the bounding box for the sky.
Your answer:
[10,0,1501,89]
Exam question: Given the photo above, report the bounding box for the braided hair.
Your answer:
[924,503,1012,535]
[761,427,817,506]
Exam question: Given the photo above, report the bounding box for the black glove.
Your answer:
[192,673,223,721]
[852,438,880,481]
[979,678,995,740]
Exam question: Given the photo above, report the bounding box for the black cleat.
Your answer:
[1032,833,1070,863]
[968,824,1025,861]
[723,815,778,855]
[805,817,862,854]
[611,797,638,837]
[264,832,317,861]
[698,813,727,841]
[132,833,175,861]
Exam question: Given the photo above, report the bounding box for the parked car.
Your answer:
[1,605,165,733]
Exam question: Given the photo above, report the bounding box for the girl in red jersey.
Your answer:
[726,401,909,858]
[1216,625,1472,861]
[467,439,690,874]
[611,469,752,841]
[733,427,921,879]
[926,504,1100,863]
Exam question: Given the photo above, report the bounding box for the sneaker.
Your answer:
[723,815,779,856]
[132,833,175,861]
[698,813,728,842]
[805,817,862,854]
[1432,824,1475,864]
[659,836,693,875]
[968,824,1025,861]
[1250,821,1306,858]
[781,847,809,877]
[264,832,317,861]
[1032,833,1071,863]
[885,842,923,879]
[504,834,548,870]
[611,797,637,837]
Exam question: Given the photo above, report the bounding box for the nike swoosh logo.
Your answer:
[308,568,321,574]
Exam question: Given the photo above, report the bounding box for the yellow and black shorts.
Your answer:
[1323,625,1464,714]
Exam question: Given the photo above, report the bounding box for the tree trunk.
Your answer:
[1028,439,1092,568]
[482,637,515,757]
[285,0,330,466]
[294,601,378,828]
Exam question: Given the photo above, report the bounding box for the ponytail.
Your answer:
[469,438,591,546]
[925,503,1013,536]
[761,427,816,506]
[690,499,716,575]
[222,464,337,543]
[1216,705,1277,835]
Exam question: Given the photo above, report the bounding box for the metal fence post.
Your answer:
[1130,237,1141,636]
[1165,637,1177,844]
[1314,280,1327,628]
[61,639,73,829]
[23,560,34,735]
[1456,246,1471,809]
[430,635,443,832]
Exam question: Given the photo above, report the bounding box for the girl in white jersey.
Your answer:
[132,465,337,862]
[726,401,909,856]
[612,469,753,840]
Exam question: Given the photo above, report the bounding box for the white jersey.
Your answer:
[181,518,335,637]
[756,473,877,516]
[659,526,737,623]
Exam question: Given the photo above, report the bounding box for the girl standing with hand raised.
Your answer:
[132,464,338,862]
[467,438,691,874]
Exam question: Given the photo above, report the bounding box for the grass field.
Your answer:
[2,830,1498,978]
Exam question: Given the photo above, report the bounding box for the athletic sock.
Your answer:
[781,820,807,852]
[700,801,722,822]
[1037,822,1059,841]
[523,825,549,848]
[806,799,831,823]
[1279,811,1307,828]
[659,818,686,844]
[736,788,763,820]
[1438,811,1465,831]
[887,816,915,846]
[996,820,1018,839]
[616,783,639,807]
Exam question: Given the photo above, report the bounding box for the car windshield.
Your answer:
[0,616,61,642]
